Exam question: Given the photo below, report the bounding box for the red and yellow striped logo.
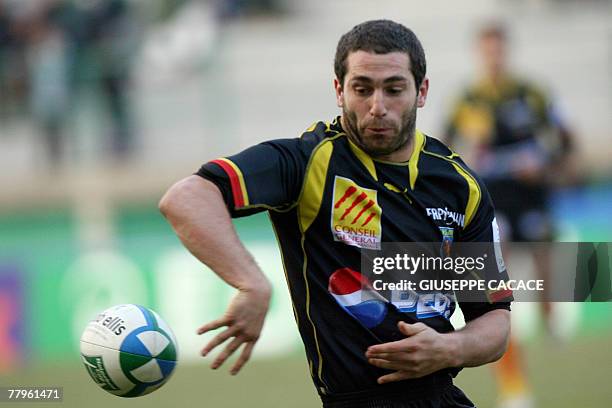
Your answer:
[330,176,382,250]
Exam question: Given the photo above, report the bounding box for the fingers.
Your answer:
[197,289,268,375]
[398,321,428,337]
[367,358,405,371]
[367,339,406,354]
[369,358,436,382]
[200,327,237,357]
[197,317,230,335]
[367,338,418,355]
[211,337,244,369]
[205,335,256,374]
[365,351,410,361]
[377,370,414,384]
[366,322,427,355]
[230,342,255,375]
[197,316,258,375]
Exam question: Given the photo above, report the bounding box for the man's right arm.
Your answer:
[159,175,271,375]
[159,132,318,373]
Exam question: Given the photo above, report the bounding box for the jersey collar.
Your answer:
[369,129,425,190]
[332,117,425,189]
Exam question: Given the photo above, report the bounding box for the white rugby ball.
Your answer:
[80,304,178,397]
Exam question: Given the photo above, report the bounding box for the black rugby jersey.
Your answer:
[197,117,511,401]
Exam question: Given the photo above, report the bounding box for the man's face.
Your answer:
[478,34,507,76]
[334,51,428,159]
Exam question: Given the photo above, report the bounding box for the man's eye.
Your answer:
[386,88,404,95]
[354,87,371,95]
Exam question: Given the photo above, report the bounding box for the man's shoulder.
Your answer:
[459,75,548,100]
[293,118,347,151]
[421,134,485,186]
[300,118,344,140]
[421,133,474,172]
[420,134,492,229]
[422,134,454,157]
[512,76,547,93]
[258,119,344,159]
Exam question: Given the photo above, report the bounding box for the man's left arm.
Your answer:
[367,170,512,383]
[365,309,509,383]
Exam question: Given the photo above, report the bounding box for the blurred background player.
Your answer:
[35,0,137,162]
[0,0,28,122]
[0,0,138,167]
[444,22,577,408]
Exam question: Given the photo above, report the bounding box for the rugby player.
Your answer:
[160,20,513,408]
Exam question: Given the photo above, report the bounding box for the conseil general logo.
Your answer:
[330,176,382,250]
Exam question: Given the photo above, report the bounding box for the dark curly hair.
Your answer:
[334,20,427,88]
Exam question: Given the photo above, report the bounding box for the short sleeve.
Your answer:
[457,179,513,322]
[196,138,312,217]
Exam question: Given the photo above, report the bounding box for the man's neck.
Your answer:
[379,136,414,163]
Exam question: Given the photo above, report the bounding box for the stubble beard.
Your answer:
[342,102,418,159]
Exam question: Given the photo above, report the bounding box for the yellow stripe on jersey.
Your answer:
[450,162,481,228]
[383,182,403,193]
[409,129,426,190]
[421,147,482,229]
[305,122,317,132]
[298,140,335,232]
[300,234,326,386]
[296,135,341,390]
[347,139,378,181]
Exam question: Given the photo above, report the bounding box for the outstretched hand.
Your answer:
[197,286,271,375]
[366,321,457,384]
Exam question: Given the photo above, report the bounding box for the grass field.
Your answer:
[2,333,610,408]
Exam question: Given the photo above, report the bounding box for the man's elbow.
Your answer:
[490,340,510,363]
[160,175,224,218]
[159,175,210,219]
[491,309,512,363]
[159,181,183,219]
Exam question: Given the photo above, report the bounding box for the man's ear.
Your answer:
[334,78,344,108]
[417,77,429,108]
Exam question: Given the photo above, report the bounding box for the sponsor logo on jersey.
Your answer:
[328,268,388,328]
[439,227,454,258]
[331,176,382,250]
[390,290,454,320]
[426,207,465,227]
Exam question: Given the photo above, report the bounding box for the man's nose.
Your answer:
[369,90,387,117]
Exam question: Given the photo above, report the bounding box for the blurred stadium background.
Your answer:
[0,0,610,406]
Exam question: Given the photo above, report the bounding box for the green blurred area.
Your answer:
[1,334,611,408]
[0,183,610,406]
[457,334,612,407]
